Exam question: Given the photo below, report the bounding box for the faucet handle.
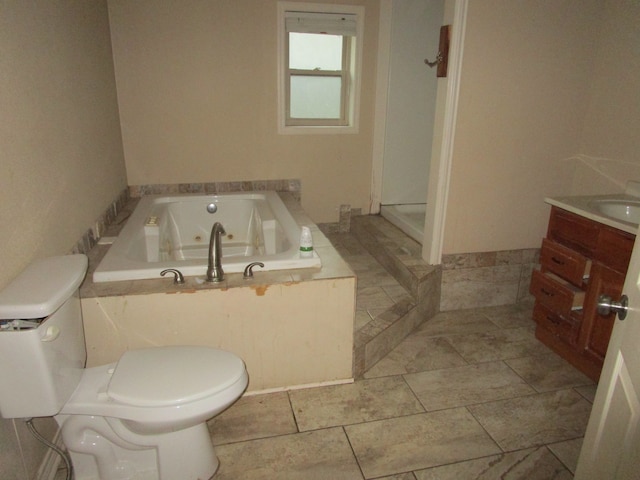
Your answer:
[243,262,265,279]
[160,269,185,284]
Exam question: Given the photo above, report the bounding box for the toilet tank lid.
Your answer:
[0,255,88,320]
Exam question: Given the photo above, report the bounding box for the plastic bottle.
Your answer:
[299,226,314,258]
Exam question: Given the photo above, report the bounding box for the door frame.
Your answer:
[370,0,469,265]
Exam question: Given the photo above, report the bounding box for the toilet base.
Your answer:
[56,414,219,480]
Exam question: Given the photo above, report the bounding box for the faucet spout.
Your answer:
[206,222,226,282]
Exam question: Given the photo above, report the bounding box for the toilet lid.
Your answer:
[107,346,246,407]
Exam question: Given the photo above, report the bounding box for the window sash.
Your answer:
[285,33,351,126]
[276,2,364,135]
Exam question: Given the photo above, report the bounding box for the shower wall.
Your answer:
[381,0,444,206]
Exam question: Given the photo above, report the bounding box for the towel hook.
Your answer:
[424,25,451,77]
[424,51,443,68]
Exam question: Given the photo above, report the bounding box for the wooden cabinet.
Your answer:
[530,207,635,381]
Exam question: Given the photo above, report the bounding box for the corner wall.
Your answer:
[0,2,127,478]
[442,0,606,255]
[572,0,640,194]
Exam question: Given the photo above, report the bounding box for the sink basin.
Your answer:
[590,199,640,225]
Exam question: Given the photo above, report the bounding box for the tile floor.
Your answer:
[207,220,596,479]
[208,304,596,479]
[55,217,597,479]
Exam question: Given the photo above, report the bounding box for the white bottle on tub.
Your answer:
[299,226,314,258]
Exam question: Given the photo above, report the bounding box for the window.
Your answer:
[277,2,364,134]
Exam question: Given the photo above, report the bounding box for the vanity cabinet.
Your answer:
[530,206,635,381]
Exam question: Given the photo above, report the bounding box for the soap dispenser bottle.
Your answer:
[299,226,314,258]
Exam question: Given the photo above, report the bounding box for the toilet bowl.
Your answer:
[0,255,249,479]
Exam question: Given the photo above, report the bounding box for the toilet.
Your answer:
[0,254,248,480]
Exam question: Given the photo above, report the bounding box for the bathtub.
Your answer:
[93,192,321,282]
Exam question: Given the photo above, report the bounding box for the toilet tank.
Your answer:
[0,255,88,418]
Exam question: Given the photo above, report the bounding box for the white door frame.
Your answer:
[370,0,469,265]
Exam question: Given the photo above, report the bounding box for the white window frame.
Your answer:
[277,2,364,135]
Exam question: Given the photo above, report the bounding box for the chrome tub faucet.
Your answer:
[206,222,226,282]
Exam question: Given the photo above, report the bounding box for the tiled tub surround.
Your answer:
[70,188,130,256]
[128,178,302,202]
[81,192,356,392]
[70,179,302,257]
[441,248,540,311]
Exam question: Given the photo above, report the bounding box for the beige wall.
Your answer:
[0,2,126,478]
[442,0,640,254]
[572,0,640,194]
[108,0,379,223]
[443,0,599,254]
[0,1,127,290]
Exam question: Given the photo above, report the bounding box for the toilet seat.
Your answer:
[60,346,249,432]
[108,346,246,407]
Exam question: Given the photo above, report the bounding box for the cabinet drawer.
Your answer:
[530,270,585,318]
[540,238,590,286]
[533,303,579,345]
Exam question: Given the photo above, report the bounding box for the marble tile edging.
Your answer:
[70,188,130,256]
[442,249,540,270]
[441,249,540,311]
[70,179,302,257]
[129,179,301,202]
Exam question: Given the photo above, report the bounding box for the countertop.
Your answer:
[545,194,640,235]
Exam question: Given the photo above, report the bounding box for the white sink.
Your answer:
[590,199,640,225]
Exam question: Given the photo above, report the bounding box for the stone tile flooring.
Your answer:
[206,218,596,479]
[209,302,596,479]
[54,218,597,480]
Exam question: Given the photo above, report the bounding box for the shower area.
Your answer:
[379,0,444,244]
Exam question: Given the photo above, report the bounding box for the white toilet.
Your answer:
[0,254,248,480]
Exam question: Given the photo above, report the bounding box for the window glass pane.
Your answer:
[290,76,342,119]
[289,33,343,71]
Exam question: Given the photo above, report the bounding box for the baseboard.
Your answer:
[245,377,354,396]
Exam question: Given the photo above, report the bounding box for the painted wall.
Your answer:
[0,1,127,290]
[572,0,640,194]
[107,0,379,223]
[0,2,127,478]
[442,0,640,254]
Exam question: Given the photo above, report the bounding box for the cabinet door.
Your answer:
[547,207,599,257]
[578,263,625,365]
[595,227,635,274]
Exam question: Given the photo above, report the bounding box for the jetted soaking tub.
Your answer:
[93,191,321,282]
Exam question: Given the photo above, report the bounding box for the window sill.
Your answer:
[278,124,359,135]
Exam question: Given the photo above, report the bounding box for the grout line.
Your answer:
[286,390,301,434]
[341,426,367,480]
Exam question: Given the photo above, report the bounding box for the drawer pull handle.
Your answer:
[551,257,565,265]
[540,288,554,297]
